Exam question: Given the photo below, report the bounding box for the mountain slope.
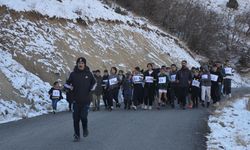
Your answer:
[0,0,200,123]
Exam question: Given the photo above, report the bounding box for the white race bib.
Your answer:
[52,90,60,97]
[133,75,142,82]
[145,76,154,83]
[201,74,208,79]
[170,75,176,81]
[225,67,232,75]
[109,78,118,86]
[211,74,218,82]
[158,77,166,84]
[192,80,200,88]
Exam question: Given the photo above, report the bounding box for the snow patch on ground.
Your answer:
[232,73,250,88]
[0,50,68,124]
[207,96,250,150]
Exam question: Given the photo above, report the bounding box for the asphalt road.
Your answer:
[0,106,208,150]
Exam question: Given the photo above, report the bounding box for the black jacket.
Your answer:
[210,70,223,85]
[66,66,96,106]
[176,67,192,87]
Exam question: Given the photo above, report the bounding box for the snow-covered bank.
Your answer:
[0,0,130,22]
[207,96,250,150]
[0,50,68,124]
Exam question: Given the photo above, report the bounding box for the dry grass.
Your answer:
[235,135,248,147]
[246,97,250,111]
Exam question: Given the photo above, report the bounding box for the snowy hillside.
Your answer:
[0,0,200,123]
[0,0,248,124]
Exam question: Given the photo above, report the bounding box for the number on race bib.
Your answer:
[133,76,141,82]
[170,75,176,81]
[158,77,166,84]
[210,74,218,82]
[202,74,208,79]
[145,76,154,83]
[225,67,232,75]
[52,90,60,97]
[109,78,118,86]
[192,80,200,88]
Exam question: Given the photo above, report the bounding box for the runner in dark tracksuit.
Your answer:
[210,65,223,104]
[190,70,201,108]
[222,64,234,98]
[66,57,96,142]
[107,67,121,111]
[176,60,192,110]
[102,70,109,109]
[92,70,103,111]
[143,63,157,110]
[122,72,133,110]
[169,64,178,108]
[132,67,144,108]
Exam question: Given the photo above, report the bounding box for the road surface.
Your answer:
[0,106,208,150]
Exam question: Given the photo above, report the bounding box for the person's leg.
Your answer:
[191,92,196,108]
[92,94,97,111]
[68,100,72,111]
[113,88,120,107]
[163,92,167,105]
[103,91,108,108]
[144,88,149,108]
[148,87,154,108]
[158,91,163,109]
[206,86,211,107]
[228,79,232,97]
[176,87,181,105]
[80,105,90,137]
[107,90,113,110]
[73,103,81,138]
[170,87,175,108]
[132,87,138,107]
[124,97,128,109]
[97,95,100,110]
[139,85,144,105]
[211,84,216,103]
[201,86,206,107]
[182,87,188,108]
[52,100,55,110]
[216,84,221,102]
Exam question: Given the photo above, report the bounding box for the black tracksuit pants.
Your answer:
[108,87,119,107]
[133,84,144,106]
[73,103,89,137]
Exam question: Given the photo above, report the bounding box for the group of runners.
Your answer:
[48,57,233,141]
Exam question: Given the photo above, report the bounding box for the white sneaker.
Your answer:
[148,106,152,110]
[132,105,137,110]
[229,94,232,98]
[144,105,148,110]
[141,104,144,109]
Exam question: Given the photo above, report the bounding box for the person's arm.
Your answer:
[48,88,53,95]
[65,73,74,90]
[176,71,180,83]
[188,71,192,84]
[89,73,96,91]
[59,90,63,100]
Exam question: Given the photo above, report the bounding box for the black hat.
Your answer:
[76,57,86,64]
